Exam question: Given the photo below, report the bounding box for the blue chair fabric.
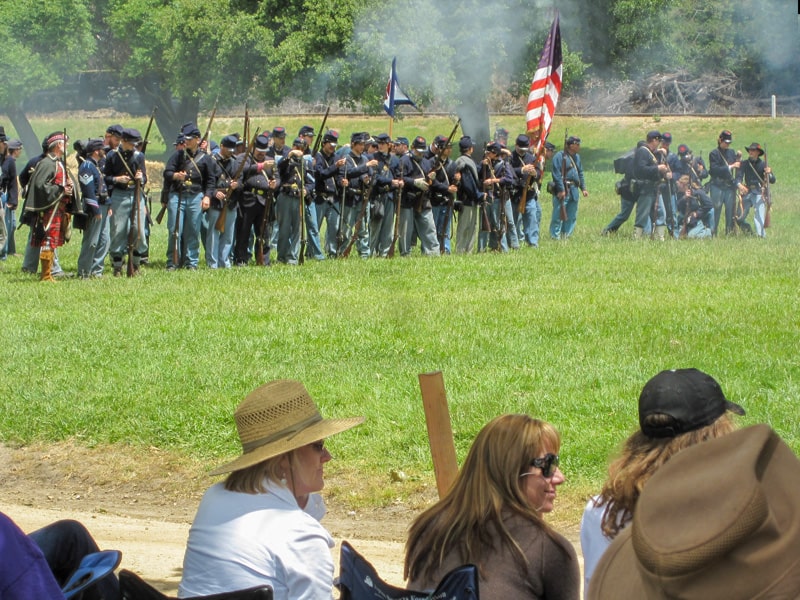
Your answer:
[337,540,479,600]
[62,549,123,599]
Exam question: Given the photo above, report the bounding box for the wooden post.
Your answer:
[418,371,459,498]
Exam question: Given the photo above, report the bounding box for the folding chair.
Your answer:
[119,569,273,600]
[62,549,122,599]
[337,540,479,600]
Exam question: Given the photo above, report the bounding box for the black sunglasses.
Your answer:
[527,453,560,478]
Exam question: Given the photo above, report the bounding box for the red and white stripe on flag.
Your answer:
[525,13,562,153]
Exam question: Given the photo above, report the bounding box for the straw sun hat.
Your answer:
[210,379,364,476]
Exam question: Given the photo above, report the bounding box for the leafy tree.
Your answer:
[0,0,95,155]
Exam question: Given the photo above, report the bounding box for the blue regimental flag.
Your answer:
[383,57,417,118]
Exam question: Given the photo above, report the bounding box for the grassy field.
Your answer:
[2,115,799,518]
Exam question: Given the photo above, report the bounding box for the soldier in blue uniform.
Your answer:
[632,131,670,240]
[234,133,278,266]
[453,136,483,254]
[337,132,376,258]
[162,123,216,270]
[368,133,402,257]
[479,142,514,252]
[399,136,440,257]
[675,175,713,239]
[708,129,741,236]
[313,130,345,258]
[206,134,241,268]
[550,135,589,240]
[735,142,775,238]
[509,134,543,247]
[275,137,312,264]
[104,127,147,274]
[428,137,458,255]
[76,139,108,278]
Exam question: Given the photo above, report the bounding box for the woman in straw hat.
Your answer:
[579,369,744,598]
[178,379,363,599]
[404,414,579,599]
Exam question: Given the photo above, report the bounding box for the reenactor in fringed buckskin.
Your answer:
[632,131,669,240]
[296,125,324,261]
[234,133,278,266]
[708,129,741,236]
[313,130,345,258]
[399,136,440,257]
[76,139,109,278]
[509,134,543,248]
[478,141,513,252]
[453,136,483,254]
[104,127,147,274]
[735,142,775,238]
[338,132,376,258]
[23,131,81,282]
[369,133,402,257]
[206,134,241,268]
[427,137,459,255]
[550,135,589,240]
[276,137,310,265]
[162,123,216,270]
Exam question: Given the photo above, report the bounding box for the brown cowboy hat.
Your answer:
[588,424,800,599]
[745,142,765,156]
[209,379,364,476]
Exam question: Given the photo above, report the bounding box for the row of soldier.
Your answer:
[2,119,598,280]
[602,129,776,240]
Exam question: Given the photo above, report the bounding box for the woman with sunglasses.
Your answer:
[178,380,363,599]
[404,414,579,599]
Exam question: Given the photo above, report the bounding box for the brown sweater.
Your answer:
[408,513,579,600]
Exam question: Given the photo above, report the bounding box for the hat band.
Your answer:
[241,413,323,453]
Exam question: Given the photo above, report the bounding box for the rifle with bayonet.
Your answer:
[310,106,330,159]
[558,130,568,226]
[215,129,259,234]
[200,99,218,150]
[140,107,157,155]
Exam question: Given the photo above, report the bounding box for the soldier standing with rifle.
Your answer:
[428,138,459,255]
[736,142,775,238]
[76,138,107,278]
[479,141,512,252]
[708,129,741,236]
[510,134,542,247]
[337,132,376,258]
[368,133,401,258]
[297,124,324,261]
[313,130,345,258]
[104,128,147,275]
[276,137,310,265]
[453,136,483,254]
[234,133,277,266]
[206,134,242,268]
[549,135,588,240]
[399,136,440,257]
[632,131,669,240]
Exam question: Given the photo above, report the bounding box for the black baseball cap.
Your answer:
[638,369,745,438]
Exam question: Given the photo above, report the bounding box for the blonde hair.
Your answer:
[597,413,736,538]
[224,453,286,494]
[404,414,571,583]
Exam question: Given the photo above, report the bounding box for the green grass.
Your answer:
[2,115,799,514]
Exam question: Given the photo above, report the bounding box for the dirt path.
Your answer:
[1,441,583,595]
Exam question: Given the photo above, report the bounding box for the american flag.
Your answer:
[525,13,562,154]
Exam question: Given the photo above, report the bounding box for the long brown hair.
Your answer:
[597,413,736,538]
[404,414,572,583]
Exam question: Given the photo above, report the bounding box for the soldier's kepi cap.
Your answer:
[458,136,474,151]
[485,141,502,154]
[661,132,672,143]
[220,134,239,149]
[122,128,142,142]
[433,134,450,149]
[516,134,530,149]
[677,144,690,156]
[638,368,745,439]
[106,124,123,137]
[395,136,409,146]
[322,129,339,145]
[646,130,661,141]
[181,123,201,139]
[745,142,764,156]
[351,131,369,145]
[298,125,315,137]
[272,127,286,138]
[292,137,307,148]
[174,134,186,146]
[719,129,733,143]
[566,135,582,145]
[7,139,23,151]
[84,138,104,154]
[544,141,556,151]
[375,133,392,144]
[254,134,271,152]
[412,136,427,150]
[0,126,7,142]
